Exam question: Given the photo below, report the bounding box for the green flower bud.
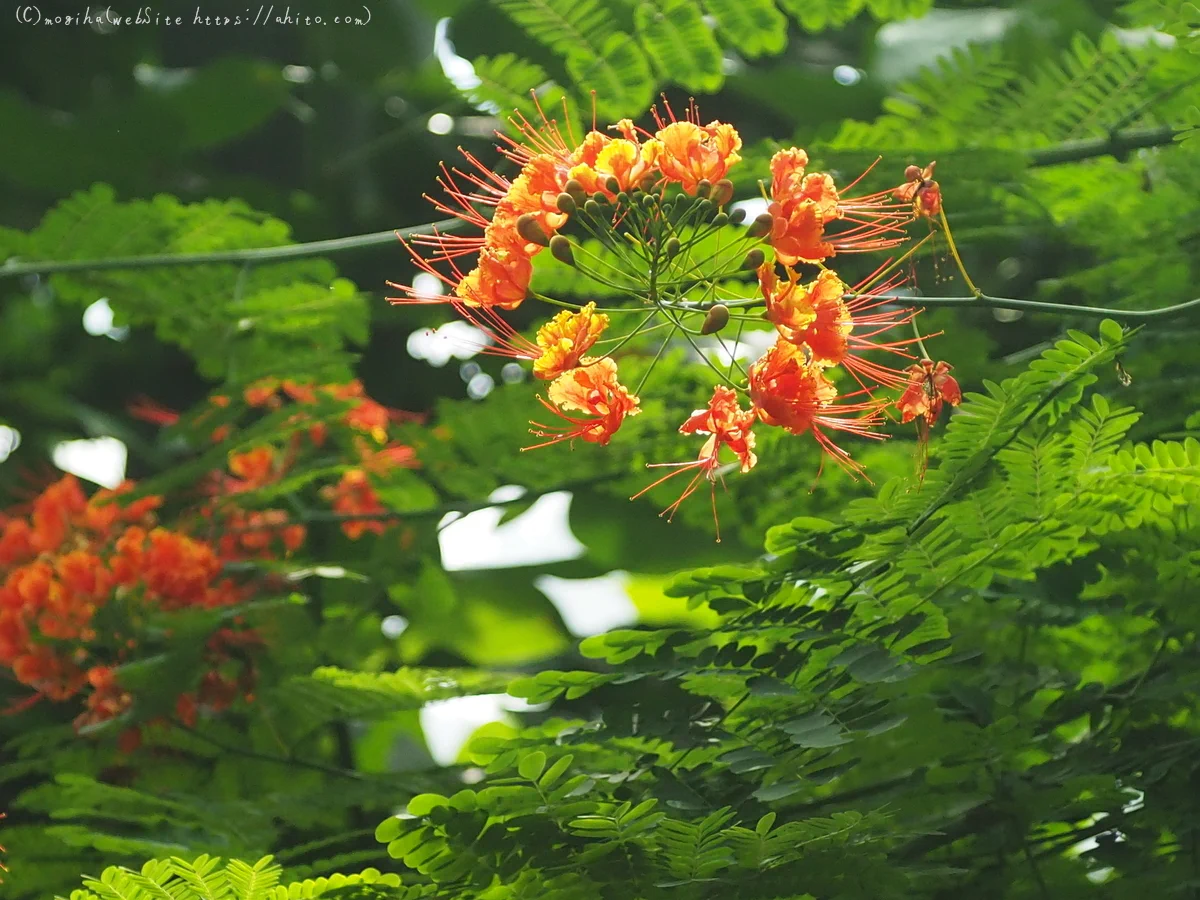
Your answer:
[701,304,730,335]
[549,235,575,266]
[516,214,550,248]
[747,212,774,239]
[564,178,587,205]
[741,248,766,270]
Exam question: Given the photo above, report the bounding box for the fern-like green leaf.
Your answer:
[636,1,726,94]
[492,0,616,58]
[702,0,788,59]
[465,54,570,123]
[565,33,656,121]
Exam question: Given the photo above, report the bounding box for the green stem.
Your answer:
[0,127,1178,282]
[0,218,465,279]
[634,322,679,395]
[938,207,981,297]
[665,292,1200,322]
[1026,124,1179,168]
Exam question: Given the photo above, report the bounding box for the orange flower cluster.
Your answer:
[390,103,744,449]
[392,101,962,538]
[0,475,255,732]
[391,104,742,314]
[133,378,421,543]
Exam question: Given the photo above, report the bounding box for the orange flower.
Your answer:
[127,395,181,426]
[83,483,161,536]
[454,244,534,310]
[281,380,318,404]
[893,161,941,218]
[30,476,88,553]
[569,122,661,196]
[227,446,277,492]
[527,358,640,449]
[767,148,910,265]
[111,528,228,610]
[2,474,262,727]
[760,265,922,391]
[343,398,393,444]
[651,120,742,195]
[633,386,757,541]
[74,665,132,729]
[13,645,80,700]
[896,359,961,426]
[759,262,819,339]
[390,114,575,310]
[769,149,839,217]
[494,155,570,242]
[219,509,306,558]
[322,470,389,539]
[748,339,886,473]
[55,551,111,601]
[360,441,419,475]
[243,379,280,407]
[0,520,33,566]
[533,302,609,380]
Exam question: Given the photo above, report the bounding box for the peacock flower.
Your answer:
[896,359,962,426]
[572,129,613,168]
[243,379,281,407]
[74,665,132,730]
[532,302,610,380]
[0,520,34,566]
[759,262,819,339]
[651,119,742,195]
[493,155,571,243]
[768,148,911,265]
[748,338,887,473]
[760,264,922,391]
[633,386,757,541]
[226,446,277,493]
[893,161,941,218]
[389,145,561,311]
[527,357,641,449]
[569,131,662,197]
[321,469,388,540]
[454,244,535,310]
[343,397,392,444]
[127,395,181,426]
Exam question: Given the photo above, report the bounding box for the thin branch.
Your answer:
[1026,125,1179,168]
[0,129,1180,282]
[0,218,465,280]
[167,718,376,783]
[671,292,1200,322]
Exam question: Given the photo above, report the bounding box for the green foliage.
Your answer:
[62,855,405,900]
[776,0,933,32]
[701,0,788,59]
[0,185,367,384]
[636,1,727,95]
[7,1,1200,898]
